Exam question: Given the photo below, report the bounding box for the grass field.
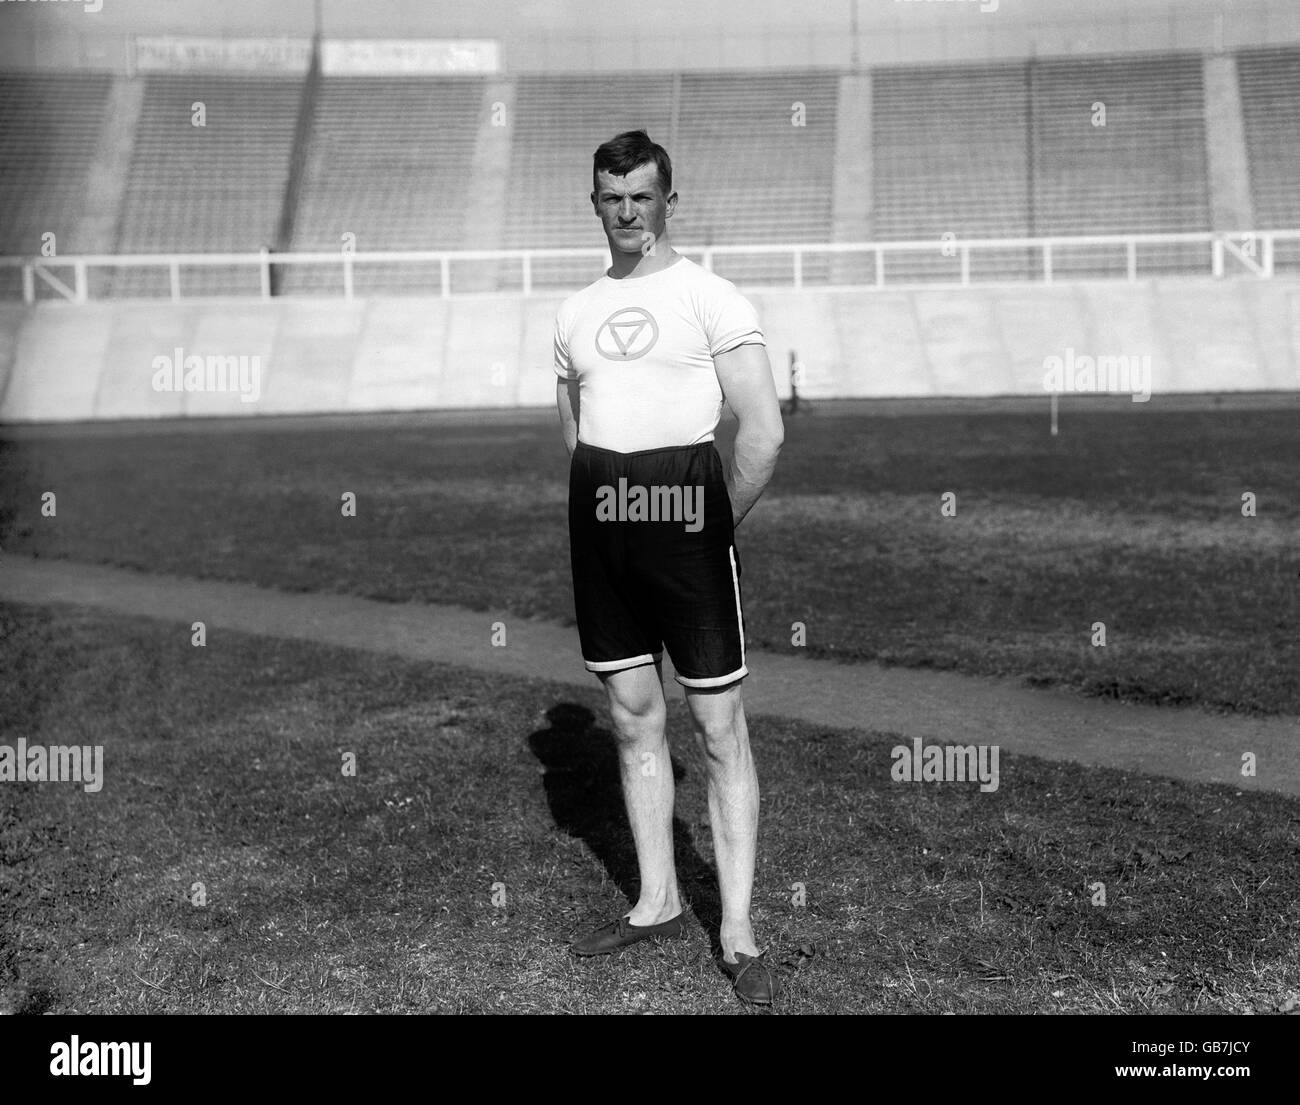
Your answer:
[2,398,1297,714]
[2,602,1297,1015]
[1,398,1298,1015]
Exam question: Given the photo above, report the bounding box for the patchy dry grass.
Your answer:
[2,603,1297,1015]
[1,400,1295,715]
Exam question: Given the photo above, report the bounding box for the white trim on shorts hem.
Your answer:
[729,544,746,668]
[585,651,662,673]
[677,547,747,688]
[675,665,748,689]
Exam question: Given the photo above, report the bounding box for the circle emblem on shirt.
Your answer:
[595,307,660,361]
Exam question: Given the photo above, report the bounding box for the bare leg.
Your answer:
[600,660,682,925]
[683,681,759,961]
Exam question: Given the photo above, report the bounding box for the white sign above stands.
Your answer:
[130,37,501,75]
[133,36,313,73]
[321,39,501,75]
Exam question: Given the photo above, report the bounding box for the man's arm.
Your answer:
[556,378,581,458]
[714,343,784,527]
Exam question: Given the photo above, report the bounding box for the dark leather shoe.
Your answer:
[571,913,686,956]
[719,952,781,1005]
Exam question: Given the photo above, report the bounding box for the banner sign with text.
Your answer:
[133,37,312,73]
[321,39,500,74]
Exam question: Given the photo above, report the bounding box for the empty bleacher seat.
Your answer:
[0,72,112,299]
[872,54,1212,281]
[872,63,1030,283]
[285,76,485,295]
[675,71,837,285]
[505,74,674,289]
[1237,47,1300,272]
[112,73,302,298]
[1030,53,1211,278]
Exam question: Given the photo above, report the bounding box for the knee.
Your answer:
[608,692,665,743]
[692,709,747,765]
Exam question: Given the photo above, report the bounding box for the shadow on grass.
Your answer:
[527,703,723,951]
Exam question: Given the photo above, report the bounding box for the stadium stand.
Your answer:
[871,62,1031,282]
[1237,46,1300,271]
[112,74,303,297]
[1029,53,1211,277]
[674,71,838,285]
[502,71,837,289]
[284,76,485,295]
[0,51,1292,298]
[0,72,112,297]
[872,54,1211,282]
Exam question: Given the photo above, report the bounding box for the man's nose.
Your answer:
[618,199,634,221]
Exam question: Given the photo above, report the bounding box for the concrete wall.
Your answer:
[1,280,1297,422]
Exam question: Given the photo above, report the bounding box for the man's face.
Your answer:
[591,162,676,255]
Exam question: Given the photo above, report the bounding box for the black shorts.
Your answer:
[568,440,747,688]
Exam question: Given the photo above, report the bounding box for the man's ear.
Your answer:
[590,190,598,213]
[665,190,678,219]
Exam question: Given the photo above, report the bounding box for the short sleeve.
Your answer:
[553,315,577,380]
[700,282,765,357]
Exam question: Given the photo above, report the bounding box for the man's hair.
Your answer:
[592,130,673,197]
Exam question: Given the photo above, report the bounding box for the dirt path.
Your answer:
[3,554,1295,797]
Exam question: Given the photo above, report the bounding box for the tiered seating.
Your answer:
[872,63,1030,282]
[113,74,302,297]
[5,53,1286,302]
[1029,54,1210,277]
[284,76,484,295]
[872,55,1212,281]
[505,74,674,288]
[674,71,837,284]
[1237,47,1300,271]
[0,73,112,298]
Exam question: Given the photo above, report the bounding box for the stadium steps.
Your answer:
[1237,46,1300,272]
[455,78,515,293]
[75,76,147,296]
[0,72,113,300]
[111,74,303,298]
[283,76,485,296]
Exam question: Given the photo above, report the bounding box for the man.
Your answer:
[553,130,785,1005]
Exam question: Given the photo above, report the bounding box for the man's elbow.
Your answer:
[742,416,784,458]
[762,407,785,452]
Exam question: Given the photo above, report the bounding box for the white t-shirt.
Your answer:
[553,255,766,453]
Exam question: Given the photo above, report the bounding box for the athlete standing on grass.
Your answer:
[554,130,785,1006]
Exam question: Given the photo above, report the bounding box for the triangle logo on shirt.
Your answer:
[595,308,660,361]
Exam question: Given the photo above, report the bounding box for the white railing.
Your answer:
[2,230,1296,304]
